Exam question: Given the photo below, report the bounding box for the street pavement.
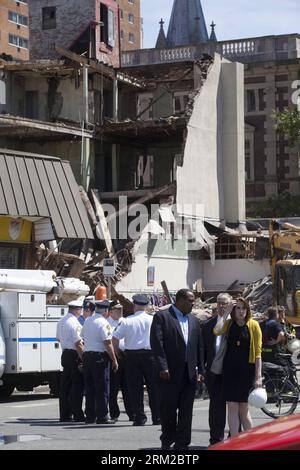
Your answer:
[0,386,281,451]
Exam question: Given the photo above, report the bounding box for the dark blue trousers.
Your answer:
[158,365,196,448]
[83,352,110,422]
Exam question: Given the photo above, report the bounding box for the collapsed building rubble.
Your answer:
[242,276,274,317]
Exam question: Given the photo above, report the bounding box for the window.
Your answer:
[42,7,56,30]
[173,92,190,114]
[120,9,123,19]
[9,11,28,26]
[246,88,265,113]
[171,154,183,182]
[136,155,154,189]
[246,90,256,113]
[9,34,28,49]
[128,13,134,24]
[120,30,124,40]
[128,0,134,4]
[100,4,115,48]
[128,32,135,44]
[138,93,153,120]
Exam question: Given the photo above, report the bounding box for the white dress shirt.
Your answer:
[81,313,112,353]
[113,311,153,350]
[56,313,82,350]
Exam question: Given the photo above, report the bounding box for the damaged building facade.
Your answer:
[123,0,300,205]
[0,0,272,298]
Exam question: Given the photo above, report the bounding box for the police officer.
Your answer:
[78,297,95,326]
[56,300,85,422]
[112,294,160,426]
[81,299,118,425]
[108,302,134,421]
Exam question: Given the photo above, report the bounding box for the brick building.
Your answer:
[29,0,120,67]
[0,0,29,60]
[117,0,141,51]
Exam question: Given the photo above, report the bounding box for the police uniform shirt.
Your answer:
[81,313,112,353]
[113,311,153,350]
[56,313,82,350]
[108,317,125,351]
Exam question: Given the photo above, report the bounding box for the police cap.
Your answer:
[95,299,111,309]
[132,294,149,306]
[68,300,83,308]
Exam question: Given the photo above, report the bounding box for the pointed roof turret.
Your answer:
[166,0,209,47]
[210,21,217,42]
[155,19,168,49]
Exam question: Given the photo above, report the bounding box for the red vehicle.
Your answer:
[209,413,300,450]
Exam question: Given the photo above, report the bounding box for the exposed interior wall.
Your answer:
[0,139,90,186]
[116,238,205,296]
[203,259,271,291]
[116,239,270,296]
[116,142,181,191]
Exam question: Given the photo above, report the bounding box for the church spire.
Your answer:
[166,0,209,48]
[210,21,217,42]
[155,19,167,49]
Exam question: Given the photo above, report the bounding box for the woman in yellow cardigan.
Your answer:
[214,297,262,438]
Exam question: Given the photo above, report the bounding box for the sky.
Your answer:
[141,0,300,49]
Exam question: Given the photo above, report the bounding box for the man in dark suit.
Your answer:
[150,289,204,450]
[202,293,232,446]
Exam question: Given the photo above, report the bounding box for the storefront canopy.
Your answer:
[0,149,93,240]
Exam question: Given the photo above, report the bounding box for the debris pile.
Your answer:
[242,276,273,318]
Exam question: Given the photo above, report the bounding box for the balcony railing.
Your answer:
[121,34,300,67]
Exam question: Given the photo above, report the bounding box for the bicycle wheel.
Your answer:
[261,377,298,419]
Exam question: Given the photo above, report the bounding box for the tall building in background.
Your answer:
[0,0,29,60]
[117,0,141,50]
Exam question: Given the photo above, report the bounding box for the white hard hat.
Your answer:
[248,388,267,408]
[287,338,300,354]
[292,348,300,365]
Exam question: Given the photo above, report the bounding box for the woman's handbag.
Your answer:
[210,335,227,375]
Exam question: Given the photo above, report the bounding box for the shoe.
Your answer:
[152,418,161,425]
[59,417,72,423]
[73,416,85,423]
[85,419,95,424]
[96,418,116,424]
[110,417,119,422]
[133,418,147,426]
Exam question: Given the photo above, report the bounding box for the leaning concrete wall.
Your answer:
[176,53,245,225]
[176,54,223,222]
[221,60,246,223]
